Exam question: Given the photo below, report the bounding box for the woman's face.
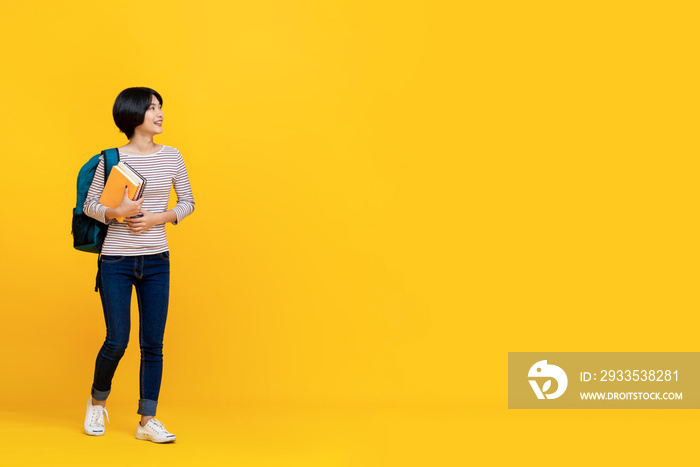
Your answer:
[134,94,164,137]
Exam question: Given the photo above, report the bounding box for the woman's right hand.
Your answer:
[106,187,144,220]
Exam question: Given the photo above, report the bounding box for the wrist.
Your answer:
[158,209,177,224]
[105,207,122,220]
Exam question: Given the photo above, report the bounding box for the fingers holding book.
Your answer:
[105,187,143,221]
[100,162,147,222]
[118,186,144,218]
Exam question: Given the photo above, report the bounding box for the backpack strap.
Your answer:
[95,254,101,293]
[102,148,120,184]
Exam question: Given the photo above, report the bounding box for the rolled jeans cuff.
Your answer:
[138,399,158,416]
[91,387,110,401]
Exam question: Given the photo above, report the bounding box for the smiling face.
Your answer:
[133,94,164,137]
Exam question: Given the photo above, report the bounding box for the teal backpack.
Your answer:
[72,148,120,253]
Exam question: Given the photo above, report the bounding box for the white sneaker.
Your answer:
[84,397,109,436]
[135,418,176,443]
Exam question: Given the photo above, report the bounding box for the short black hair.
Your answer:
[112,87,163,139]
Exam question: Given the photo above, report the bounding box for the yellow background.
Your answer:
[1,0,698,465]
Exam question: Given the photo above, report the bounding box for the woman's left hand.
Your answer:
[126,209,159,234]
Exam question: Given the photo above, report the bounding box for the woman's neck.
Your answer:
[121,135,160,155]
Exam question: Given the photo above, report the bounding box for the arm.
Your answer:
[170,151,195,224]
[83,158,109,224]
[126,209,177,234]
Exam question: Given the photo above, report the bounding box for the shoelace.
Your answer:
[89,405,110,426]
[147,419,170,435]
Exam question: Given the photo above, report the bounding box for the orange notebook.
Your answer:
[99,162,146,222]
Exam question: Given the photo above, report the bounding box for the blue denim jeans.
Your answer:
[91,252,170,416]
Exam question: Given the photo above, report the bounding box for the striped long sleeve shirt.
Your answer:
[84,145,195,256]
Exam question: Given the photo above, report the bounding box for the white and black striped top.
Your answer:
[84,145,195,256]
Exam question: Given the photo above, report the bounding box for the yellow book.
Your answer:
[99,162,145,222]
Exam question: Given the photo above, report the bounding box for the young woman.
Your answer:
[82,87,195,443]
